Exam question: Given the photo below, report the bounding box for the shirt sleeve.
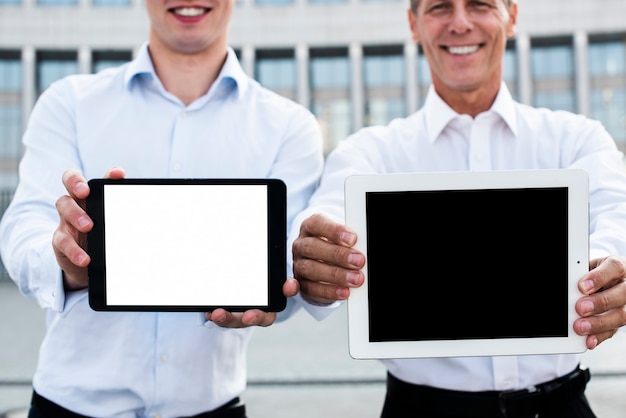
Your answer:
[286,131,382,321]
[566,117,626,260]
[0,79,84,313]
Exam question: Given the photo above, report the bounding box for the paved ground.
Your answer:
[1,280,626,417]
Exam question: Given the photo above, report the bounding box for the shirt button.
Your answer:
[172,163,181,172]
[154,414,162,418]
[160,354,168,362]
[180,111,187,119]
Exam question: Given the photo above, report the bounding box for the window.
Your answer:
[417,46,431,108]
[363,45,406,126]
[36,50,78,97]
[37,0,78,5]
[503,40,518,100]
[255,0,293,5]
[531,37,576,112]
[0,51,23,170]
[255,49,296,101]
[588,34,626,151]
[92,50,132,73]
[309,0,345,4]
[310,48,351,154]
[92,0,131,5]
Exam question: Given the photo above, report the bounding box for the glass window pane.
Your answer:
[531,39,576,112]
[503,41,518,100]
[363,47,405,126]
[310,49,351,154]
[309,0,346,4]
[93,0,131,5]
[0,52,23,186]
[417,50,431,107]
[36,51,79,96]
[37,0,77,5]
[590,89,626,145]
[255,50,296,101]
[589,41,625,77]
[589,38,626,152]
[255,0,293,5]
[92,50,132,73]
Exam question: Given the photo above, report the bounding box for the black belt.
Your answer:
[31,391,246,418]
[386,366,591,418]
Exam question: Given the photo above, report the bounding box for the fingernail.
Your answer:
[578,319,591,334]
[346,271,361,286]
[340,231,356,246]
[347,253,364,268]
[77,216,90,229]
[76,182,89,194]
[580,300,594,315]
[580,280,594,293]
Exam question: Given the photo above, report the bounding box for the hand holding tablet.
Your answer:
[344,169,589,358]
[86,178,287,313]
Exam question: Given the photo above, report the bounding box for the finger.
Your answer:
[283,277,299,298]
[574,306,625,341]
[241,310,277,327]
[56,195,93,233]
[590,328,619,348]
[62,169,90,201]
[580,326,619,350]
[576,278,626,319]
[104,167,126,180]
[52,226,91,268]
[299,278,351,304]
[299,213,357,247]
[207,308,238,327]
[293,235,365,272]
[293,254,364,288]
[580,256,626,295]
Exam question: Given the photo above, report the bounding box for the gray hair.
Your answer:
[410,0,516,14]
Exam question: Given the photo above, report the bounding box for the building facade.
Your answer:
[0,0,626,276]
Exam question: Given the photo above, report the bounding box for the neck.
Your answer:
[434,80,502,118]
[148,38,228,106]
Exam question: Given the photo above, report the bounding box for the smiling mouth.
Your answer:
[171,7,210,17]
[445,45,481,55]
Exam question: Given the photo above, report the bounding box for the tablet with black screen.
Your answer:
[345,169,589,358]
[87,178,287,312]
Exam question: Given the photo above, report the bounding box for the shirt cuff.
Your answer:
[293,292,343,321]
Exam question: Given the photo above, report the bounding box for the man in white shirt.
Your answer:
[290,0,626,417]
[0,0,323,416]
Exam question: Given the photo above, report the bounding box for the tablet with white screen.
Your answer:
[86,178,287,312]
[344,169,589,358]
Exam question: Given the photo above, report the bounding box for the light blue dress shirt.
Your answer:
[290,84,626,392]
[0,42,324,417]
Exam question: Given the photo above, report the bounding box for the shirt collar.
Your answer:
[123,42,248,100]
[424,82,518,143]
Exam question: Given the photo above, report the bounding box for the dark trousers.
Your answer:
[28,390,247,418]
[380,367,596,418]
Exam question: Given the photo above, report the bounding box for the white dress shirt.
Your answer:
[289,84,626,392]
[0,43,324,417]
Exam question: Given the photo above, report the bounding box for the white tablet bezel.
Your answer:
[344,169,589,359]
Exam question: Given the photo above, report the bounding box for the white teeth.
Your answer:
[174,7,205,17]
[448,45,479,55]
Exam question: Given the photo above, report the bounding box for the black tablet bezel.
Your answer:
[86,178,287,312]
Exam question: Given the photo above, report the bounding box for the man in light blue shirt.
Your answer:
[0,0,323,416]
